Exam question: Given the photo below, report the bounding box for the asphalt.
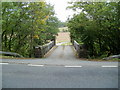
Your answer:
[1,46,118,66]
[2,64,118,88]
[1,45,119,88]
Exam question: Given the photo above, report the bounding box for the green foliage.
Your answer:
[68,2,120,58]
[58,21,67,28]
[46,16,59,41]
[2,2,59,57]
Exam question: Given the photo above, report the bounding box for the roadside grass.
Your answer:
[0,55,16,59]
[79,53,120,62]
[74,53,120,62]
[56,41,67,43]
[1,54,119,62]
[88,58,119,62]
[79,57,120,62]
[0,55,37,59]
[61,42,72,45]
[56,40,71,44]
[95,55,120,62]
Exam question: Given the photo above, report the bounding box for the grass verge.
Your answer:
[79,58,120,62]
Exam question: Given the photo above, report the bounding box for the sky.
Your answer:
[46,0,76,22]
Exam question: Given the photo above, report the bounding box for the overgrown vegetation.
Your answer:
[67,2,120,58]
[2,2,59,57]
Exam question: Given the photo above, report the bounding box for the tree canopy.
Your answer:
[2,2,59,57]
[67,2,120,58]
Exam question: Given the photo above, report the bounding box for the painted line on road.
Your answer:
[64,66,82,68]
[102,66,118,68]
[0,63,9,65]
[28,64,44,67]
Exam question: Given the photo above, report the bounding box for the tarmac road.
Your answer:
[1,45,119,88]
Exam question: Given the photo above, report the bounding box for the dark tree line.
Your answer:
[68,2,120,58]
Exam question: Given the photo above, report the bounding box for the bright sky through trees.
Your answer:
[46,0,75,22]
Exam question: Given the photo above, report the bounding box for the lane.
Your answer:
[46,45,76,60]
[1,45,118,88]
[1,45,116,63]
[2,64,118,88]
[1,59,118,67]
[1,46,118,67]
[0,62,118,68]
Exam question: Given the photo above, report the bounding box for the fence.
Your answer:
[34,41,55,58]
[73,40,88,58]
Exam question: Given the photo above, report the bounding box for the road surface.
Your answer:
[1,45,119,88]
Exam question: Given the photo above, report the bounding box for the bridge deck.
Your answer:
[46,45,77,60]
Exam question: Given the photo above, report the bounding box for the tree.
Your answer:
[68,2,120,57]
[2,2,59,57]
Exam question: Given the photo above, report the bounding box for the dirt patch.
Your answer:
[56,32,70,43]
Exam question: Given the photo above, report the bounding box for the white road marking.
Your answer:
[28,64,44,67]
[102,66,118,67]
[0,63,9,65]
[64,66,82,68]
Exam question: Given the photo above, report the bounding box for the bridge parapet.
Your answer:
[73,40,88,58]
[34,41,55,58]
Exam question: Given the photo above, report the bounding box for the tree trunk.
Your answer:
[8,29,14,51]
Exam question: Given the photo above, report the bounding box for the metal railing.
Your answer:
[0,51,23,57]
